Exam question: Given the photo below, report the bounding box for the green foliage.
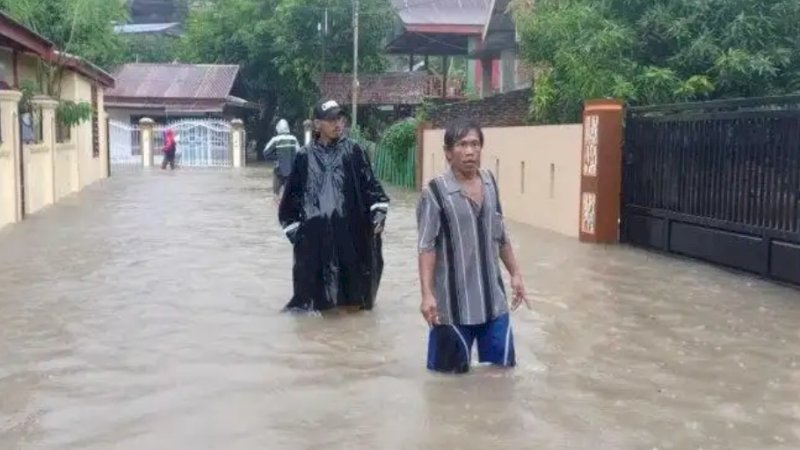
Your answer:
[56,101,93,127]
[122,34,179,63]
[0,0,127,70]
[378,119,416,168]
[349,124,377,159]
[18,80,39,113]
[0,0,120,127]
[515,0,800,123]
[374,119,416,188]
[178,0,393,148]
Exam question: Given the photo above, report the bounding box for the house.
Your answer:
[319,0,506,115]
[0,11,115,229]
[386,0,501,98]
[470,0,531,94]
[105,63,258,125]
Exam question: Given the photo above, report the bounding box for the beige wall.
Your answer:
[23,144,52,214]
[0,50,110,230]
[421,124,583,237]
[0,94,19,228]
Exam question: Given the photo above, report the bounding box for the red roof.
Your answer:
[106,63,240,100]
[320,72,430,105]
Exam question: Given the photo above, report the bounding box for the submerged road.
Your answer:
[1,167,798,449]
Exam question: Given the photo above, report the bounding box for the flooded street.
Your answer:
[1,166,799,450]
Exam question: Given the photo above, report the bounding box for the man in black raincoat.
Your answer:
[278,99,390,313]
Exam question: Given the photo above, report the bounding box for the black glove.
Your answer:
[371,210,387,234]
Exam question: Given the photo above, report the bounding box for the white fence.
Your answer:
[109,120,142,170]
[109,119,234,171]
[154,120,232,168]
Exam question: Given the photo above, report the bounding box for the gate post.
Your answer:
[231,119,245,168]
[32,95,58,207]
[578,99,624,243]
[139,117,154,167]
[0,89,22,227]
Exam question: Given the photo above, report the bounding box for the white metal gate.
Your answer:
[155,120,232,168]
[109,120,141,170]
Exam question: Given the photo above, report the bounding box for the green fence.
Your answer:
[373,143,415,189]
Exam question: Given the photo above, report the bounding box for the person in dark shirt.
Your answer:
[263,119,300,200]
[278,100,390,314]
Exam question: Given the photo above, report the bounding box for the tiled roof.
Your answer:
[391,0,491,26]
[105,63,240,100]
[320,72,429,105]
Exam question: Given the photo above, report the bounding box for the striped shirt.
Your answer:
[416,168,509,326]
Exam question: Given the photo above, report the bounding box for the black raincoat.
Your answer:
[278,137,390,312]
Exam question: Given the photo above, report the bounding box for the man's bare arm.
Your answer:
[418,250,439,325]
[499,242,520,277]
[419,250,436,296]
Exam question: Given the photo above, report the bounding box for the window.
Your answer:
[549,163,556,199]
[520,161,525,194]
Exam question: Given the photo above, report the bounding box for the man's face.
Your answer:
[316,116,343,141]
[445,129,482,174]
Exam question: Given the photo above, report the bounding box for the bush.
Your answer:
[378,119,417,169]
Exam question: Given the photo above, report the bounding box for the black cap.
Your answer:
[313,99,345,121]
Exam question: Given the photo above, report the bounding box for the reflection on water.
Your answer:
[0,167,798,449]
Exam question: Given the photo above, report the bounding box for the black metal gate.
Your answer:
[622,96,800,286]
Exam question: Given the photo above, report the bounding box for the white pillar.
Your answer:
[32,95,59,206]
[0,90,22,227]
[231,119,245,168]
[303,119,313,146]
[139,117,154,167]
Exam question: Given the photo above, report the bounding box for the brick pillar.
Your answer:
[578,99,624,243]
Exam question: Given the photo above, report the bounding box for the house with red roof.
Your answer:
[320,0,503,112]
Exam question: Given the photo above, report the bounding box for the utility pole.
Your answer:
[351,0,359,128]
[319,8,328,76]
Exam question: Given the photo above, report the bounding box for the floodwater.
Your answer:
[1,166,799,450]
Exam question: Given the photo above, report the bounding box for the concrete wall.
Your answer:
[421,124,583,237]
[0,50,110,230]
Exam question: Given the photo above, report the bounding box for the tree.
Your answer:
[514,0,800,123]
[122,34,179,63]
[0,0,127,126]
[178,0,393,150]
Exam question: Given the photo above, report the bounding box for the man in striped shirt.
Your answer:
[417,120,529,374]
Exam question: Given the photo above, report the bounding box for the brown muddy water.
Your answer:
[0,167,798,450]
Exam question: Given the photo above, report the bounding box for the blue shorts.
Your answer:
[427,313,516,374]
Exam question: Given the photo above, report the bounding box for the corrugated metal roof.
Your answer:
[113,22,180,34]
[106,63,239,100]
[391,0,491,26]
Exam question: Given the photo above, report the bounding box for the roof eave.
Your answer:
[0,11,55,58]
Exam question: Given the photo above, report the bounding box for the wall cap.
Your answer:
[31,95,59,108]
[0,90,23,102]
